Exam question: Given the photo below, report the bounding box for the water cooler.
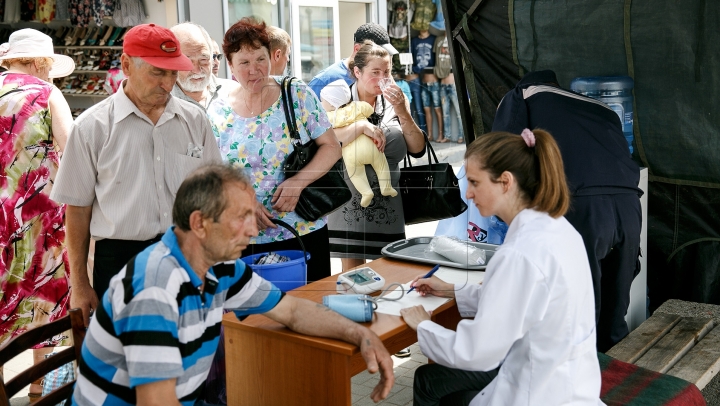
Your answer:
[570,76,635,154]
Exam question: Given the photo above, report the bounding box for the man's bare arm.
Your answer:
[65,205,98,327]
[136,378,181,406]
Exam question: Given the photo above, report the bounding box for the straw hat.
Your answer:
[0,28,75,78]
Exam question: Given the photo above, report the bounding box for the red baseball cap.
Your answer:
[123,24,194,71]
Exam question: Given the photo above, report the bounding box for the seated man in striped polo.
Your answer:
[71,164,395,406]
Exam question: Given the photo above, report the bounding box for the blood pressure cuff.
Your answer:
[323,294,375,323]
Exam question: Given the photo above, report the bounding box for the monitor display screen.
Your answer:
[348,272,370,284]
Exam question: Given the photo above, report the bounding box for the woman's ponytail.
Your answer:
[464,129,570,218]
[530,129,569,218]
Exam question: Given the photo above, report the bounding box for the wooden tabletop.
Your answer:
[222,257,462,356]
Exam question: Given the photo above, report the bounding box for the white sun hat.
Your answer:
[0,28,75,78]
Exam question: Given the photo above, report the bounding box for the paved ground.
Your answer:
[351,343,426,406]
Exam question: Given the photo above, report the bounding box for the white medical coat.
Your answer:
[417,209,604,405]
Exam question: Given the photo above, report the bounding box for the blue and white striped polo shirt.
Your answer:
[72,227,283,405]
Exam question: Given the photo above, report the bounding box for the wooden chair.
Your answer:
[0,308,85,406]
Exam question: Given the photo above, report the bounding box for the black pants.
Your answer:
[564,193,642,352]
[413,363,499,406]
[94,236,162,299]
[240,226,331,283]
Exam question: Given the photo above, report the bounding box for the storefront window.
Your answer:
[227,0,280,26]
[297,5,335,83]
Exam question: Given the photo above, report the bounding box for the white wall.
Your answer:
[187,1,227,77]
[338,2,370,59]
[144,0,174,28]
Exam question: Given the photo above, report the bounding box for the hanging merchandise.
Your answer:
[428,0,445,34]
[37,0,56,23]
[410,0,436,32]
[388,1,409,39]
[388,0,410,74]
[4,0,20,23]
[113,0,146,27]
[433,34,451,80]
[55,0,68,20]
[92,0,114,26]
[19,0,34,21]
[69,0,92,27]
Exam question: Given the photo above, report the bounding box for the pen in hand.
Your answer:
[408,264,441,293]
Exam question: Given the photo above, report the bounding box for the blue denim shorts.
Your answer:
[421,81,441,108]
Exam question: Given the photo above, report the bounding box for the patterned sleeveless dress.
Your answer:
[0,73,70,348]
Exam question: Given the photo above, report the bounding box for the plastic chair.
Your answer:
[0,308,85,406]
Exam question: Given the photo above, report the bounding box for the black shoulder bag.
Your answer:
[399,136,468,225]
[281,76,352,221]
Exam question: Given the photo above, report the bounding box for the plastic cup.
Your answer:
[378,77,393,93]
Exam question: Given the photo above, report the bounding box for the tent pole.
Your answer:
[441,0,476,145]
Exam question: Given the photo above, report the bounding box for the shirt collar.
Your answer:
[350,83,383,115]
[505,208,545,240]
[113,80,181,125]
[161,227,217,289]
[518,70,559,88]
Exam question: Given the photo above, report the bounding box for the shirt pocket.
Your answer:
[165,152,205,194]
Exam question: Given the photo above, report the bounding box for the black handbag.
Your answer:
[280,76,352,221]
[399,137,468,225]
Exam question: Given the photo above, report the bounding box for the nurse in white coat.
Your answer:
[401,129,603,406]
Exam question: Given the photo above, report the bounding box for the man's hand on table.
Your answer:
[358,329,395,402]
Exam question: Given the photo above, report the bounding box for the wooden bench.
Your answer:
[607,312,720,390]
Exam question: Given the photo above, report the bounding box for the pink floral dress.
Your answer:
[0,73,70,348]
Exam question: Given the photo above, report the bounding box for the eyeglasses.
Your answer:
[212,54,224,61]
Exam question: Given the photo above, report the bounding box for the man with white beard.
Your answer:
[170,23,222,111]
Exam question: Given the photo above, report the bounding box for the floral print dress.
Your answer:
[207,77,332,244]
[0,73,70,348]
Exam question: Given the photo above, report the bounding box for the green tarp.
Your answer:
[444,0,720,308]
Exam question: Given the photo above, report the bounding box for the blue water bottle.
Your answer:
[570,76,635,154]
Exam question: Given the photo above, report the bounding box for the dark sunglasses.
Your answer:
[212,53,224,61]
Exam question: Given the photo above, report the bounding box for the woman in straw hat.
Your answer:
[0,28,75,401]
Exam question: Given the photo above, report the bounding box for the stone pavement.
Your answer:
[351,343,425,406]
[408,139,466,168]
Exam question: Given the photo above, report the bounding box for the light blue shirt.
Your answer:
[308,59,354,99]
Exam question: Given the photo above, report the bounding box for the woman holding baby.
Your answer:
[325,40,426,272]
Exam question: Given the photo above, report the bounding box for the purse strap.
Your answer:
[403,132,440,168]
[270,218,309,264]
[280,76,301,145]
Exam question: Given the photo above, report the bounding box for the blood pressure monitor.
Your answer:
[336,267,385,294]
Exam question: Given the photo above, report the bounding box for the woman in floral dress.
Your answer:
[207,17,341,283]
[0,28,74,401]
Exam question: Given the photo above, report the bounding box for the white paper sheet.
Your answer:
[374,283,451,316]
[374,267,485,316]
[434,267,485,286]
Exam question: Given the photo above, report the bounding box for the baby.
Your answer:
[320,79,397,207]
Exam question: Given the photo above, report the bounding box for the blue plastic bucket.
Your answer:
[241,250,310,292]
[240,219,310,292]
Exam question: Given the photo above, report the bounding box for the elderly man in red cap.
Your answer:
[51,24,222,327]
